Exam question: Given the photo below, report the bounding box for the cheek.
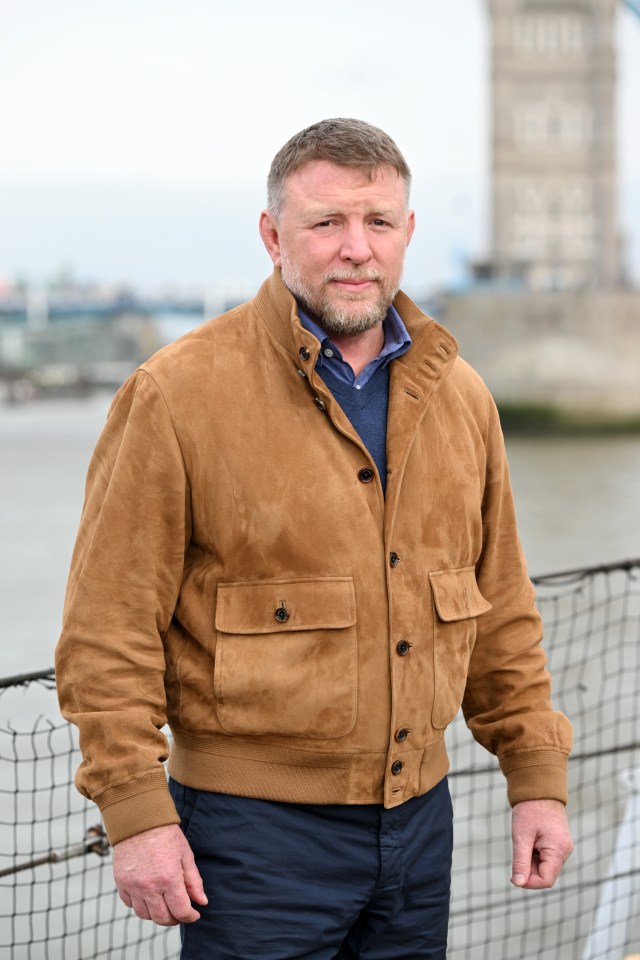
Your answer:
[304,239,335,265]
[301,250,338,281]
[380,242,407,275]
[284,234,343,281]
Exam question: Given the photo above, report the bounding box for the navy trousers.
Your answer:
[169,776,453,959]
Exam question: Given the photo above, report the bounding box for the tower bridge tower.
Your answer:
[486,0,622,290]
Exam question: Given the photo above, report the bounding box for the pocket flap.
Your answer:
[429,567,492,622]
[215,577,356,634]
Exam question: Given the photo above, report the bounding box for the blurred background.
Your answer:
[1,0,640,678]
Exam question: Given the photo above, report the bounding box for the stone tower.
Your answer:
[486,0,621,290]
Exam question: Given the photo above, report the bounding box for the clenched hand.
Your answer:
[511,798,573,890]
[114,824,207,925]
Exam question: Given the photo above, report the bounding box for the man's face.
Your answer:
[260,161,415,335]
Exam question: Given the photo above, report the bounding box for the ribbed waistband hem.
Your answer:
[168,734,449,808]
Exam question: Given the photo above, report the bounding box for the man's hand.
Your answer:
[510,798,573,890]
[113,824,207,925]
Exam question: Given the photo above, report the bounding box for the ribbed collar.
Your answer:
[253,268,459,401]
[296,303,412,390]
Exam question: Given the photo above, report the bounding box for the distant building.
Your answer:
[437,0,640,423]
[480,0,622,291]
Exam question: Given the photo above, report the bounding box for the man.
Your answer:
[56,118,573,959]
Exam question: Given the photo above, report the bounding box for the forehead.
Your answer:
[282,160,406,211]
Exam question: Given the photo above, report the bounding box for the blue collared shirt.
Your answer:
[297,304,412,389]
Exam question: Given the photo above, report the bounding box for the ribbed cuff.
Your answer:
[95,771,180,845]
[499,750,569,806]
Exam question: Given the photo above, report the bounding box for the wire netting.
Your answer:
[1,559,639,959]
[448,560,640,959]
[0,692,177,959]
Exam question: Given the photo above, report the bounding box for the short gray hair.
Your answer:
[267,118,412,219]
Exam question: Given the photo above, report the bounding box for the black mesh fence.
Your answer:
[447,559,640,959]
[1,559,639,960]
[0,686,177,959]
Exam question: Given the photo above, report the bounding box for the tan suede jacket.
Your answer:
[56,269,572,845]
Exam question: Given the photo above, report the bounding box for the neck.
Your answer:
[320,324,385,378]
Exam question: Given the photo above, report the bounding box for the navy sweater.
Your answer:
[318,363,390,496]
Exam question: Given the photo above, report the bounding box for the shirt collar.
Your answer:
[296,303,412,366]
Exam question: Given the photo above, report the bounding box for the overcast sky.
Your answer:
[1,0,639,297]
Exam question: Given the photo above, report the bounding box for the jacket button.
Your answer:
[395,728,410,742]
[274,607,290,622]
[391,760,404,776]
[358,468,374,483]
[314,397,327,411]
[396,640,410,656]
[389,552,400,567]
[299,346,310,360]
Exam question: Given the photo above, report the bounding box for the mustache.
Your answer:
[322,270,381,283]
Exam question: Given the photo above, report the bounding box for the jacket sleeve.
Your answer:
[462,394,573,806]
[55,369,190,844]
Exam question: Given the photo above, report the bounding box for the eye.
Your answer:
[371,218,389,227]
[315,220,335,228]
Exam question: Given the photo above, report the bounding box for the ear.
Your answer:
[259,210,282,266]
[405,209,416,247]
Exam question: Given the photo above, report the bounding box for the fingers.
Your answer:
[164,885,202,924]
[183,854,208,907]
[118,888,133,909]
[512,849,565,890]
[129,893,189,926]
[510,799,574,891]
[129,895,154,923]
[511,842,542,887]
[113,824,206,926]
[121,883,201,925]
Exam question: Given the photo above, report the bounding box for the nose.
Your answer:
[339,223,372,264]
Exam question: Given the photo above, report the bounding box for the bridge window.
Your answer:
[513,14,592,56]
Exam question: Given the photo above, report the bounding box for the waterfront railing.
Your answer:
[1,559,639,959]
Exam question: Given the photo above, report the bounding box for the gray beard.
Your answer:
[280,255,401,336]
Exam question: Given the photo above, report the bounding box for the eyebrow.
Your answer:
[303,207,397,222]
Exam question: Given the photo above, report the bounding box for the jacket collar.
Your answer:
[253,267,458,389]
[253,268,459,536]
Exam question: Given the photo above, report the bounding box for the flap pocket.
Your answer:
[429,567,492,622]
[213,576,358,739]
[215,577,356,634]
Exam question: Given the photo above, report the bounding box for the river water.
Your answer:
[1,393,639,681]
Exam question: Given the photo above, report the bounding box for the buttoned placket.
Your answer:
[294,320,458,807]
[296,336,384,496]
[381,327,457,807]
